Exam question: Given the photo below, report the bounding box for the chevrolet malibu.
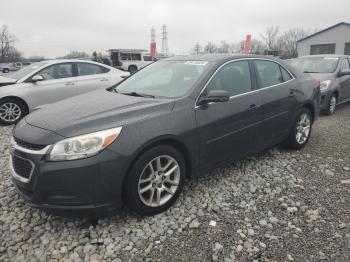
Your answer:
[10,55,320,216]
[0,59,129,125]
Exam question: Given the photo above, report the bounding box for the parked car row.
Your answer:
[0,62,31,73]
[0,59,129,124]
[8,54,321,216]
[286,54,350,115]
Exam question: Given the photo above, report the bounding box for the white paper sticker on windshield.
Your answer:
[184,61,208,66]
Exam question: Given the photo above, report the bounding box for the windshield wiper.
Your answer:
[120,91,155,98]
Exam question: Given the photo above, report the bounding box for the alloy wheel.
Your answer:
[138,155,180,207]
[0,102,22,123]
[295,113,311,145]
[329,96,336,114]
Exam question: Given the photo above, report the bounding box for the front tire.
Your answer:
[124,145,186,216]
[324,94,337,115]
[286,108,312,150]
[0,98,26,125]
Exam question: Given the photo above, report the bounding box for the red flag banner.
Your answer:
[243,34,251,54]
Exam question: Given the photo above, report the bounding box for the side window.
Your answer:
[143,55,153,61]
[255,60,284,88]
[340,59,350,70]
[38,63,73,80]
[131,53,141,61]
[280,65,293,82]
[120,53,131,60]
[206,60,252,97]
[77,63,109,76]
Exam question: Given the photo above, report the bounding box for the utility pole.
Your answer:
[161,24,169,56]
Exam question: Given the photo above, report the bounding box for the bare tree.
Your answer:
[59,50,90,59]
[278,28,311,58]
[203,42,218,53]
[261,26,279,50]
[191,43,202,54]
[0,25,19,62]
[217,40,231,53]
[250,39,266,54]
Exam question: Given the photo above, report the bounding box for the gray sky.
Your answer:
[1,0,349,58]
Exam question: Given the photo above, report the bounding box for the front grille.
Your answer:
[14,137,47,151]
[12,155,33,179]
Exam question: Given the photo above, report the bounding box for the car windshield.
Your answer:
[10,62,48,80]
[289,57,339,73]
[115,60,212,98]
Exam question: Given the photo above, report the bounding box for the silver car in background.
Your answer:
[0,59,129,124]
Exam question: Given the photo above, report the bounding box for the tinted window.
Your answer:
[143,55,153,61]
[280,66,292,81]
[255,60,284,88]
[77,63,109,76]
[206,60,252,96]
[120,53,131,60]
[38,63,73,80]
[340,59,350,70]
[131,53,141,60]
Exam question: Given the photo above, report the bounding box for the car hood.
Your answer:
[307,73,335,82]
[0,76,16,86]
[25,89,175,138]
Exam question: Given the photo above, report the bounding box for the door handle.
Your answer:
[289,91,296,97]
[248,104,259,111]
[65,82,74,86]
[100,78,109,82]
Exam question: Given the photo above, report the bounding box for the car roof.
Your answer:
[36,59,108,66]
[298,54,349,59]
[164,54,284,63]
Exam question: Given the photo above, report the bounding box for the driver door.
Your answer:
[26,63,78,108]
[339,58,350,101]
[195,60,262,170]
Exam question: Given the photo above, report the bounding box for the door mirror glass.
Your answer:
[198,90,230,106]
[29,75,44,82]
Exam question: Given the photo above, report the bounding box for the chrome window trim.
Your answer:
[195,58,296,108]
[10,136,51,155]
[9,154,35,183]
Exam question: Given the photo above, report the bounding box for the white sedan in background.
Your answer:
[0,59,129,124]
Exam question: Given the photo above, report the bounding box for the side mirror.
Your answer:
[339,69,350,77]
[198,90,230,106]
[29,75,44,83]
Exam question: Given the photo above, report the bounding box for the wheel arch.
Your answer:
[0,96,30,114]
[301,102,315,123]
[125,135,194,181]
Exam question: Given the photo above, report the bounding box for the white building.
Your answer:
[297,22,350,56]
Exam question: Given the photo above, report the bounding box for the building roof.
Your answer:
[297,22,350,43]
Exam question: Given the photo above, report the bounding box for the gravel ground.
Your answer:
[1,104,350,262]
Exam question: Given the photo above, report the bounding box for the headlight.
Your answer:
[320,80,332,92]
[47,127,122,161]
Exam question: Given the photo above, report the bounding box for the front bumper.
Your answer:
[10,141,128,216]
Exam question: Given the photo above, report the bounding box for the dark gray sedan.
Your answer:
[10,54,320,216]
[288,55,350,115]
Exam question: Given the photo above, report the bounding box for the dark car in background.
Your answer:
[288,55,350,115]
[10,54,320,216]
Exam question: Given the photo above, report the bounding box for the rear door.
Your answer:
[195,60,262,169]
[253,59,298,147]
[338,58,350,101]
[27,63,78,108]
[75,62,112,94]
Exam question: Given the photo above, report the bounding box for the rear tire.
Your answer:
[128,66,137,75]
[3,69,9,73]
[286,108,312,150]
[0,98,27,125]
[324,94,337,115]
[124,145,186,216]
